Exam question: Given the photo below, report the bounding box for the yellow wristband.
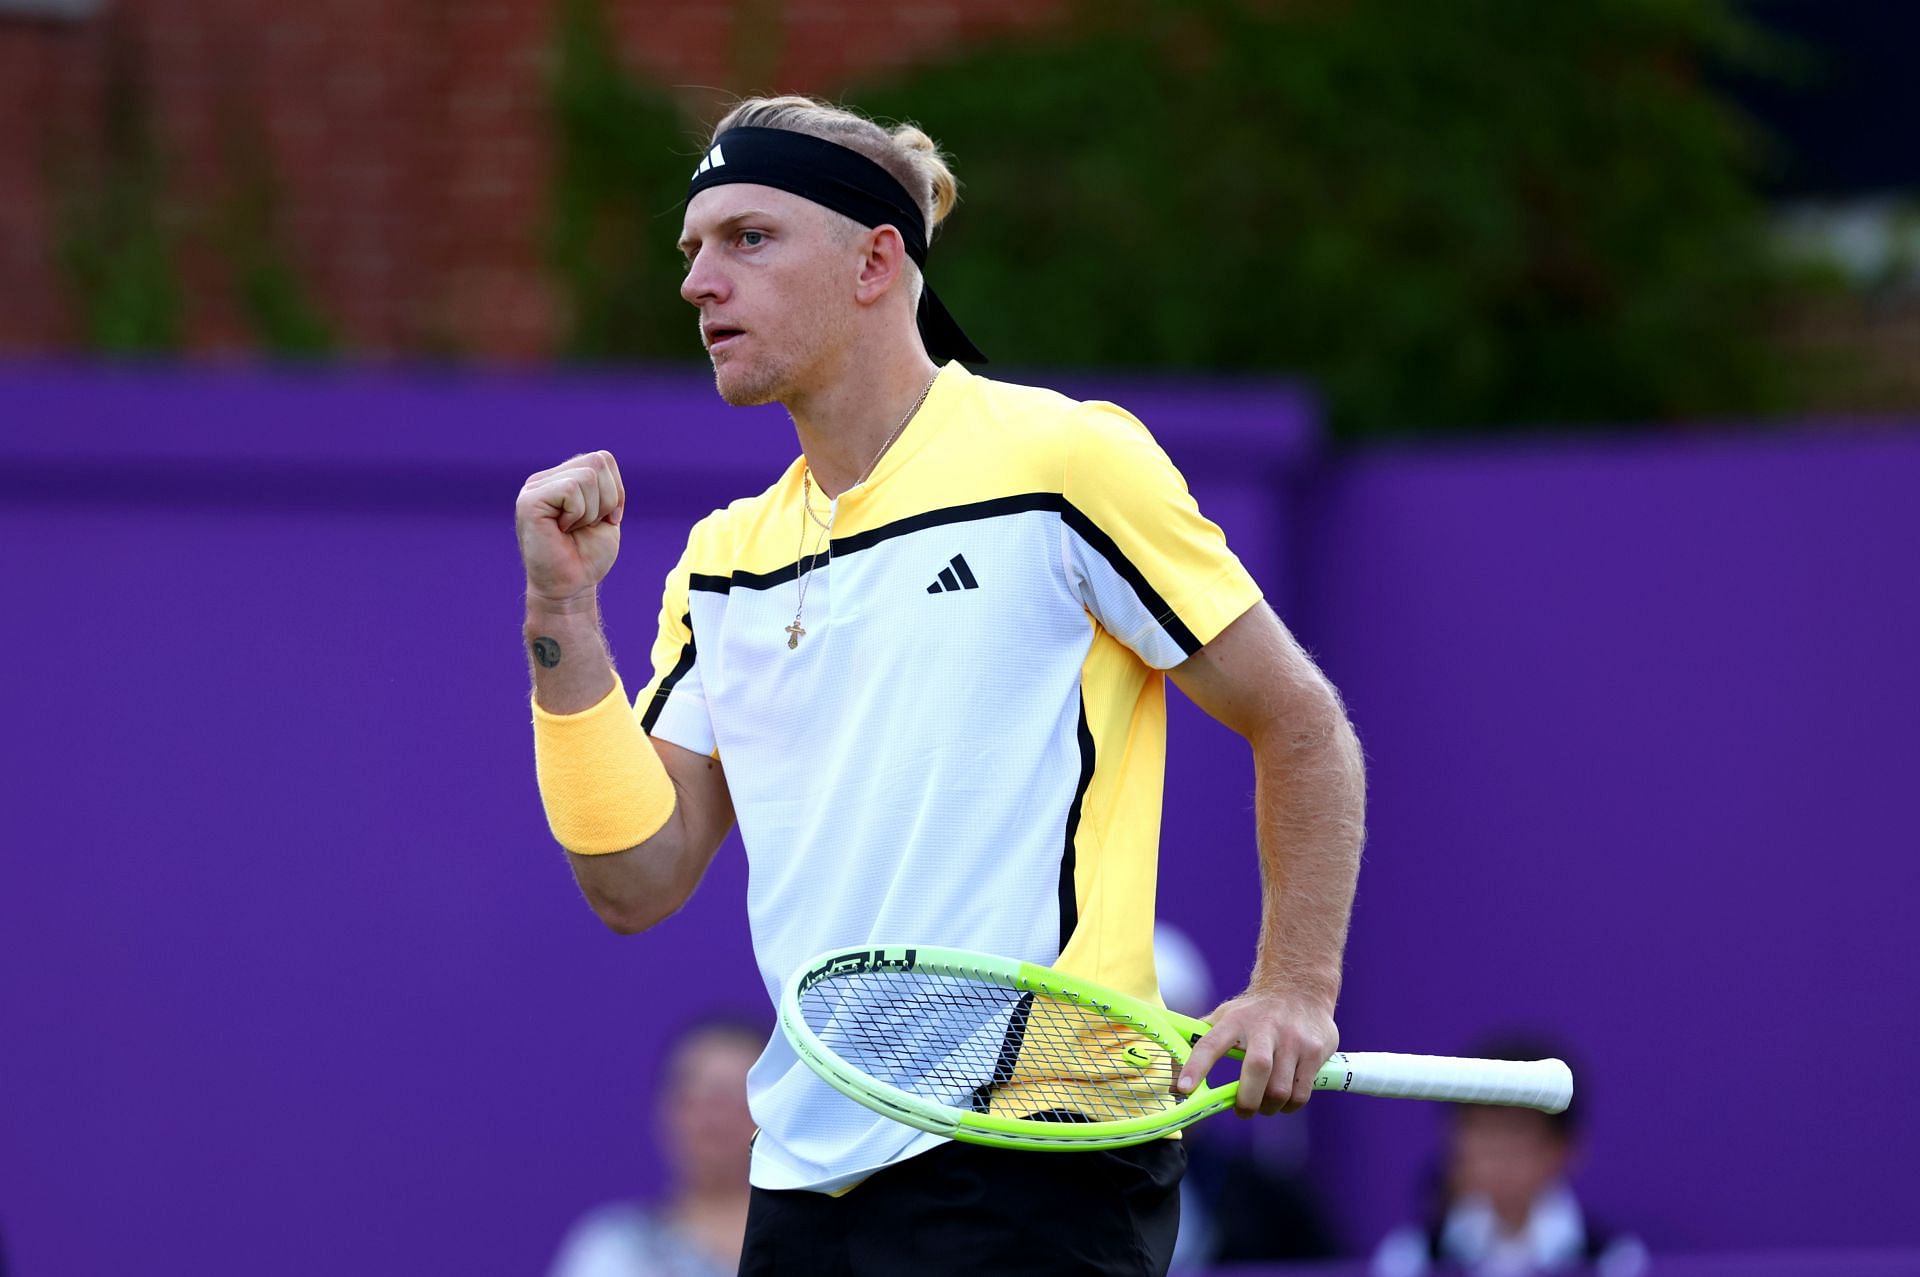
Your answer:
[532,675,676,855]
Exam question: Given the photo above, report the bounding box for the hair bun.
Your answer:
[892,124,959,230]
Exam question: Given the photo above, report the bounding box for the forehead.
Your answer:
[681,183,823,240]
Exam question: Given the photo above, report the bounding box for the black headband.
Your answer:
[685,126,987,365]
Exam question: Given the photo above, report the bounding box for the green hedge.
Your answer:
[53,29,182,354]
[546,0,1816,438]
[55,24,333,359]
[849,0,1807,438]
[547,0,709,361]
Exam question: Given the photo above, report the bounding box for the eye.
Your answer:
[738,230,766,248]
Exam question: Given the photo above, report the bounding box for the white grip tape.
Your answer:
[1315,1051,1573,1113]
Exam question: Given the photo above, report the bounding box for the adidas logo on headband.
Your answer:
[692,144,727,178]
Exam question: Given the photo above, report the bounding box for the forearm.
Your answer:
[567,831,699,934]
[1246,705,1366,1006]
[1166,602,1361,1109]
[526,593,616,713]
[563,739,733,934]
[524,597,735,931]
[526,593,679,866]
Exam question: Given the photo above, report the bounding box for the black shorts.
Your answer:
[738,1138,1186,1276]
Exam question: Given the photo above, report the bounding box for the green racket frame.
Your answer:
[780,944,1572,1151]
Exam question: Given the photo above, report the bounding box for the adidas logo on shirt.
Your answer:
[925,554,980,594]
[693,144,727,178]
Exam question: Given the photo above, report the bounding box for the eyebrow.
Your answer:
[677,209,777,257]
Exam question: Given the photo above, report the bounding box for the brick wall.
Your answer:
[0,0,1065,360]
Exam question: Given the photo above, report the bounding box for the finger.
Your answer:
[1278,1053,1323,1115]
[577,467,603,528]
[594,456,621,528]
[555,467,601,531]
[595,451,626,525]
[1177,1026,1239,1096]
[1263,1047,1302,1115]
[1298,1033,1341,1109]
[524,456,584,488]
[555,478,587,533]
[1235,1040,1274,1117]
[600,450,626,511]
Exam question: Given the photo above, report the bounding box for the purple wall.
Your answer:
[1296,429,1920,1254]
[2,368,1915,1273]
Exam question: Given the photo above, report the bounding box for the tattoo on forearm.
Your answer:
[531,636,562,669]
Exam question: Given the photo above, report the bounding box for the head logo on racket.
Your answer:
[797,946,919,994]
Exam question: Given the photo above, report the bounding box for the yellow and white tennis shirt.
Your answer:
[635,362,1263,1192]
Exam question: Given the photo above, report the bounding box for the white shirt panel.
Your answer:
[677,508,1097,1191]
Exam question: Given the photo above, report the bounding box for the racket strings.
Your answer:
[798,970,1183,1125]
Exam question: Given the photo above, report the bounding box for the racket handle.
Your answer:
[1316,1051,1573,1113]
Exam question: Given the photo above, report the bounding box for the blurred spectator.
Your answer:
[1156,923,1338,1273]
[1371,1036,1646,1277]
[548,1018,763,1277]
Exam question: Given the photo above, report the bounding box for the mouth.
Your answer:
[704,325,746,354]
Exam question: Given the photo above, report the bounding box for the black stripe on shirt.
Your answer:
[640,611,697,735]
[830,491,1062,557]
[968,990,1036,1114]
[1058,693,1095,950]
[680,491,1205,656]
[1058,503,1203,657]
[686,493,1061,594]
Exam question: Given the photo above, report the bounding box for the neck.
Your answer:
[1494,1199,1532,1235]
[669,1185,751,1262]
[786,337,939,498]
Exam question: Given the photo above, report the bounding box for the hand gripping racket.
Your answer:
[780,945,1572,1151]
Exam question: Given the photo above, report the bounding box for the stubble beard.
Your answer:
[709,292,848,408]
[712,326,830,409]
[713,355,788,408]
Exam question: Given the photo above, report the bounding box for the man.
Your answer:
[549,1018,763,1277]
[1371,1037,1647,1277]
[519,96,1365,1275]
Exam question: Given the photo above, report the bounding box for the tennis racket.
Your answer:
[780,944,1573,1151]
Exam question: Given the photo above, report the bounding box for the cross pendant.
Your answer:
[785,620,805,649]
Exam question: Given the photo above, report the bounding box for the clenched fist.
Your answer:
[517,451,627,607]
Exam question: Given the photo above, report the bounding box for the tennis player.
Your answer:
[519,96,1366,1275]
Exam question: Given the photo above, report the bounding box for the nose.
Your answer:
[680,244,730,307]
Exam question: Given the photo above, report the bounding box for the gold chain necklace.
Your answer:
[785,371,938,650]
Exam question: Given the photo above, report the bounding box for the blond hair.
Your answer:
[708,96,960,240]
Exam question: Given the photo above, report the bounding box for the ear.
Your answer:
[852,224,910,307]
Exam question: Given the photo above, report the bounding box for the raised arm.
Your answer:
[519,451,735,934]
[1167,600,1366,1114]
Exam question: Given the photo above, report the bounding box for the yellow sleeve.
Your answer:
[1060,401,1263,668]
